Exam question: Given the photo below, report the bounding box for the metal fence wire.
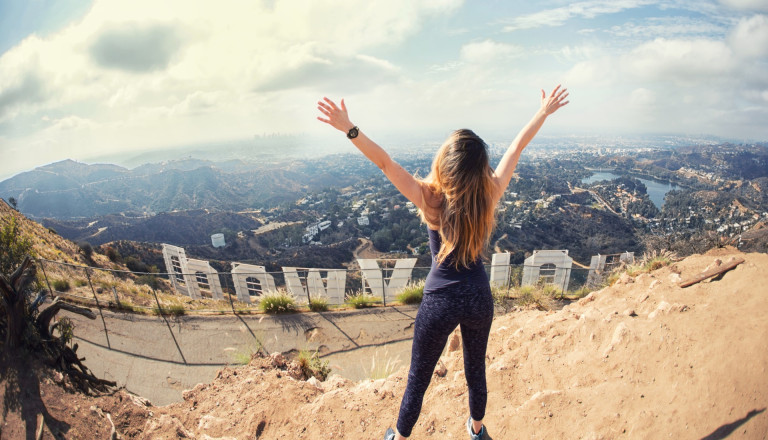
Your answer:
[33,255,627,372]
[36,256,615,314]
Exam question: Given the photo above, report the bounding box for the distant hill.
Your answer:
[41,209,264,247]
[0,158,360,219]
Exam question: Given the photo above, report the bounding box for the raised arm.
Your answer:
[316,97,427,210]
[493,85,569,199]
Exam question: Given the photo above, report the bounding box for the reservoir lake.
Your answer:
[582,171,678,209]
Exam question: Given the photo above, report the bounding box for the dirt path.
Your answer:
[353,238,384,259]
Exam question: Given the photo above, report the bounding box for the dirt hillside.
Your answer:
[4,247,766,439]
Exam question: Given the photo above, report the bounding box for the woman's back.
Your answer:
[424,228,487,294]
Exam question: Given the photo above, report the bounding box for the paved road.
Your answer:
[64,305,418,405]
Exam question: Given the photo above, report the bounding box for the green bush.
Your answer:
[136,274,160,290]
[74,279,88,287]
[55,317,74,345]
[308,296,329,312]
[124,256,150,273]
[641,250,676,272]
[259,290,296,313]
[298,349,331,381]
[513,285,555,311]
[52,279,71,292]
[0,216,34,276]
[570,285,592,299]
[345,292,380,309]
[396,281,424,305]
[104,246,121,262]
[77,241,94,262]
[490,284,511,307]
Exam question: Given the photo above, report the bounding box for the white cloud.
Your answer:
[503,0,656,31]
[560,9,768,139]
[460,40,523,63]
[0,0,463,177]
[607,16,727,38]
[629,87,656,106]
[719,0,768,12]
[625,37,734,83]
[88,22,190,72]
[728,14,768,58]
[46,115,97,132]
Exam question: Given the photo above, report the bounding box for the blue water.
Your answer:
[582,171,677,209]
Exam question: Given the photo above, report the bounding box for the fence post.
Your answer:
[381,264,387,307]
[560,268,567,299]
[112,286,121,308]
[150,286,188,365]
[37,258,55,297]
[224,271,238,313]
[506,263,512,299]
[85,267,111,349]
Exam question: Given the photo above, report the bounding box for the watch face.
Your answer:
[347,127,359,139]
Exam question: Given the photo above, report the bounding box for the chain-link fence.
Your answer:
[32,255,614,390]
[37,257,610,315]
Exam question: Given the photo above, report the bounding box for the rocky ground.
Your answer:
[2,247,767,439]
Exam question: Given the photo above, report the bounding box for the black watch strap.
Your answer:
[346,126,359,139]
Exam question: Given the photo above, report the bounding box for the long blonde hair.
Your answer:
[420,129,498,270]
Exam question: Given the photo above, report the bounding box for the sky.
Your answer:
[1,0,767,179]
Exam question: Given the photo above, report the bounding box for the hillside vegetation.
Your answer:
[0,200,248,315]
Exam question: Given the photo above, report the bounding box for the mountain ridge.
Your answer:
[1,158,361,219]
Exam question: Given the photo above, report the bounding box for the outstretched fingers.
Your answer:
[540,85,570,115]
[316,96,352,131]
[323,97,339,110]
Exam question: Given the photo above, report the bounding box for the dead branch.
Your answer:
[36,297,96,340]
[10,256,35,294]
[2,258,117,394]
[679,257,745,288]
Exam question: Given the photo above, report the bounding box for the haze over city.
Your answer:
[1,0,767,180]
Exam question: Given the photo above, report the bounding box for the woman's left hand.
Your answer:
[540,85,569,116]
[317,97,355,133]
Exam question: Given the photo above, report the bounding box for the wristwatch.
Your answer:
[346,126,359,139]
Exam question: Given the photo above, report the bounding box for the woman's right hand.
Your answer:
[540,85,569,116]
[317,97,355,133]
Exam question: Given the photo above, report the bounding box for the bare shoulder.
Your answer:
[419,182,442,227]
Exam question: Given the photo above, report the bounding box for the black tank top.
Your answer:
[423,228,488,294]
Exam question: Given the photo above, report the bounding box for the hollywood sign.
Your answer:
[161,244,417,305]
[161,244,632,304]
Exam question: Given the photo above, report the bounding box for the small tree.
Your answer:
[8,197,17,210]
[78,241,94,264]
[0,216,34,276]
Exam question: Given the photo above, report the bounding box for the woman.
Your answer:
[317,86,569,440]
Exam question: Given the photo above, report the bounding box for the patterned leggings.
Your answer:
[396,280,494,437]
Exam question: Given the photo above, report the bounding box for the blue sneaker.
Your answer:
[467,417,493,440]
[384,427,396,440]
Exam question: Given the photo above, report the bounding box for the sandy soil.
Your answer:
[3,248,768,439]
